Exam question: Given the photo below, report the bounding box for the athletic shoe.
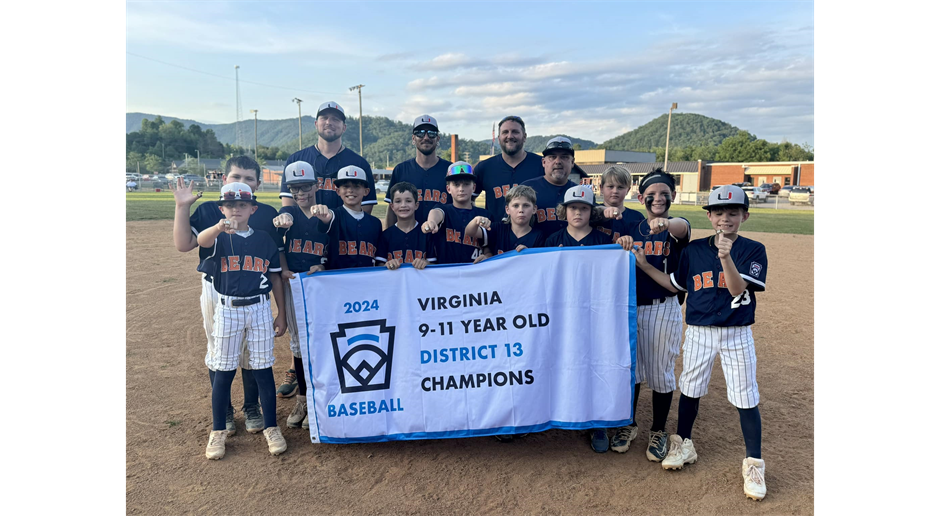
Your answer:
[646,430,669,462]
[205,430,227,460]
[225,405,236,436]
[244,403,264,434]
[610,424,639,453]
[742,457,767,501]
[590,429,610,453]
[302,414,309,430]
[662,435,697,470]
[276,369,298,398]
[287,398,307,428]
[263,426,288,456]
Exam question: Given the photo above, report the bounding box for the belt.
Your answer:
[220,295,267,307]
[637,296,675,306]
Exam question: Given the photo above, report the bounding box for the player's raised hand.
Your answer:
[616,235,635,251]
[422,220,440,234]
[281,269,295,281]
[716,232,733,259]
[273,313,287,337]
[413,258,429,270]
[471,216,492,230]
[173,177,202,207]
[217,218,238,234]
[308,265,324,275]
[631,244,650,268]
[273,213,294,229]
[648,218,670,235]
[603,207,623,220]
[385,258,401,270]
[310,204,332,223]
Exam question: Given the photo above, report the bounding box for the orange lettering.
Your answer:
[537,209,546,223]
[717,272,727,288]
[645,242,654,254]
[313,243,324,255]
[432,191,441,202]
[242,256,253,271]
[221,258,228,273]
[263,259,270,273]
[291,239,302,252]
[253,258,264,272]
[663,241,671,257]
[493,187,503,199]
[339,241,347,255]
[368,243,375,257]
[405,250,414,263]
[703,271,714,288]
[546,208,556,221]
[393,250,402,261]
[348,241,358,256]
[302,241,314,254]
[693,274,702,291]
[654,241,663,255]
[359,241,367,256]
[502,185,510,196]
[446,228,455,242]
[228,256,240,271]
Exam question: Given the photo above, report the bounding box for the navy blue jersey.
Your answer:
[544,227,613,247]
[595,208,645,241]
[483,223,545,254]
[430,204,489,264]
[375,222,436,264]
[628,217,691,304]
[520,177,577,236]
[385,158,452,223]
[277,206,329,272]
[472,152,545,220]
[318,207,383,270]
[280,147,377,208]
[191,201,281,280]
[205,229,282,297]
[670,235,768,327]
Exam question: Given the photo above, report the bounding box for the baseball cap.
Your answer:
[562,184,595,206]
[217,182,256,205]
[703,184,749,210]
[334,165,368,186]
[446,161,477,182]
[542,136,575,156]
[284,161,316,184]
[413,114,438,130]
[316,101,346,121]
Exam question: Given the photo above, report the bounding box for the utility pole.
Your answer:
[196,149,200,175]
[664,102,678,172]
[349,84,365,155]
[250,109,259,161]
[292,98,303,151]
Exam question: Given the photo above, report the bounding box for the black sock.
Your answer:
[252,367,278,428]
[676,394,700,440]
[737,406,762,459]
[651,390,674,432]
[209,369,234,411]
[241,368,260,409]
[630,383,640,426]
[293,355,307,397]
[211,370,237,431]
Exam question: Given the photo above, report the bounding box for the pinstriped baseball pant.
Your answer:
[635,297,683,393]
[283,278,303,359]
[201,278,253,370]
[208,297,276,371]
[678,325,760,409]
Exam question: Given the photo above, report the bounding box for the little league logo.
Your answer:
[750,261,762,277]
[331,320,396,393]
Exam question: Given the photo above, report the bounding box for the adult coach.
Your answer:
[473,115,544,221]
[280,101,377,214]
[520,137,579,236]
[384,115,452,227]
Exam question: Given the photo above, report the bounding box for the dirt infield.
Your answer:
[126,221,813,515]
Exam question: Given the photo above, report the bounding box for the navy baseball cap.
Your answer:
[703,185,749,210]
[284,161,316,184]
[446,161,477,183]
[316,101,346,121]
[562,184,595,206]
[334,165,368,186]
[217,182,257,205]
[413,114,438,130]
[542,136,575,156]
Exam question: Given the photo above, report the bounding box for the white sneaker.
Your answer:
[742,457,767,500]
[205,430,227,460]
[286,398,307,428]
[661,435,697,470]
[263,426,288,456]
[610,425,639,453]
[302,414,309,430]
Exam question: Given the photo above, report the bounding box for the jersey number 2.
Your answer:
[259,274,269,290]
[731,290,751,309]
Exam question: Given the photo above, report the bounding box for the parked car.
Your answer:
[151,176,170,189]
[741,186,768,203]
[758,183,781,195]
[181,174,207,188]
[375,180,390,194]
[788,186,814,205]
[126,173,141,181]
[779,185,795,198]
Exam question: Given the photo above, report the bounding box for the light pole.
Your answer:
[664,103,678,172]
[250,109,259,161]
[196,149,200,174]
[349,84,365,155]
[292,98,303,151]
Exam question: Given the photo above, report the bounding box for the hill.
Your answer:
[598,113,744,151]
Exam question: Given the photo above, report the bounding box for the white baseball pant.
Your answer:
[635,296,683,393]
[678,325,759,409]
[201,278,251,370]
[207,295,276,371]
[283,277,302,359]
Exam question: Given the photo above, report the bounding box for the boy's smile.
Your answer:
[707,207,749,235]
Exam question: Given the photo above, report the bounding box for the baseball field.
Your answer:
[125,196,814,515]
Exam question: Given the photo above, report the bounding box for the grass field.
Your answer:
[126,191,814,235]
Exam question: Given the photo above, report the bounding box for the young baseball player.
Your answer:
[173,156,280,436]
[376,182,436,270]
[269,161,330,431]
[631,185,768,500]
[594,165,646,242]
[198,182,289,460]
[465,184,545,255]
[544,185,610,248]
[311,165,383,270]
[421,162,489,264]
[606,169,691,460]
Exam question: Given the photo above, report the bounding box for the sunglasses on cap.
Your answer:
[288,184,315,193]
[448,164,473,176]
[221,190,253,201]
[413,129,439,139]
[545,140,573,151]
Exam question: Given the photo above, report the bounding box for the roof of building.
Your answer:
[578,161,702,176]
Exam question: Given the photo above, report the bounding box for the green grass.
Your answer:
[127,192,813,235]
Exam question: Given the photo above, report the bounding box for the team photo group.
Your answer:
[171,100,770,502]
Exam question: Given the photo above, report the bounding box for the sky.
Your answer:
[127,0,814,146]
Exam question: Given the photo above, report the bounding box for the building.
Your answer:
[703,161,814,188]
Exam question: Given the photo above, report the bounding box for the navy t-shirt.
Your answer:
[483,224,545,254]
[520,177,577,237]
[628,217,691,304]
[430,204,488,264]
[190,201,281,280]
[277,206,329,272]
[385,157,452,223]
[375,222,436,264]
[544,227,613,247]
[204,229,282,297]
[318,207,383,270]
[280,146,377,208]
[472,152,544,221]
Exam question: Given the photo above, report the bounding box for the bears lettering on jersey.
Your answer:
[390,250,428,263]
[290,239,325,256]
[535,207,558,224]
[419,189,448,204]
[220,255,271,273]
[445,228,480,247]
[692,271,731,291]
[338,241,377,258]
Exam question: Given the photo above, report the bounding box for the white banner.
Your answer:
[292,245,637,443]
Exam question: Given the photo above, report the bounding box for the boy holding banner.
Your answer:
[309,165,383,270]
[421,162,489,264]
[376,182,435,270]
[465,184,546,255]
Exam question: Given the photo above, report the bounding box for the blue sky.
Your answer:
[126,1,814,145]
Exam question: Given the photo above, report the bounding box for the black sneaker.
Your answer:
[590,429,610,453]
[646,430,669,462]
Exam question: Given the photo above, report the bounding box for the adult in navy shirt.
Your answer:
[472,115,544,221]
[385,114,452,226]
[280,101,377,214]
[521,136,578,237]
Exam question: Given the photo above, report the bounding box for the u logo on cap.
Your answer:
[719,192,732,201]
